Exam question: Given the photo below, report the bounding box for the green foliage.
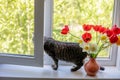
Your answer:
[0,0,34,55]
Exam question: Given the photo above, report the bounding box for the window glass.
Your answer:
[53,0,114,57]
[0,0,34,56]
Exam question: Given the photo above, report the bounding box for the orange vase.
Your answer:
[84,58,100,76]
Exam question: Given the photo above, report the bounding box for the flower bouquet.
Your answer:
[61,24,120,58]
[61,24,120,76]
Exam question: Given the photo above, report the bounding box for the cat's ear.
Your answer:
[44,36,50,43]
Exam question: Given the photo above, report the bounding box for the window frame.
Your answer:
[44,0,120,66]
[0,0,44,67]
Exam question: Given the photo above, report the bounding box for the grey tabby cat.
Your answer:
[44,37,104,72]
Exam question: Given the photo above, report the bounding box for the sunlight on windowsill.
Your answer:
[0,64,120,80]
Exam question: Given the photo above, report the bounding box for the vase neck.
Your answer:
[90,58,96,59]
[90,58,96,62]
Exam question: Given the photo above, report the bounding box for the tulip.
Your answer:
[61,25,69,34]
[83,24,92,31]
[109,34,118,43]
[82,32,92,43]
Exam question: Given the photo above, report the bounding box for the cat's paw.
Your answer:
[71,68,78,72]
[71,66,81,72]
[52,65,58,70]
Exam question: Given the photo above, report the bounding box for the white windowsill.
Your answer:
[0,64,120,80]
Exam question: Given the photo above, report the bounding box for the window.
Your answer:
[0,0,120,67]
[44,0,120,66]
[0,0,44,67]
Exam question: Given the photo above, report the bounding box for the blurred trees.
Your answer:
[0,0,34,55]
[53,0,114,42]
[53,0,114,57]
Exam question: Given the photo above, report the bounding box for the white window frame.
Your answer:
[44,0,120,66]
[0,0,44,67]
[44,0,53,65]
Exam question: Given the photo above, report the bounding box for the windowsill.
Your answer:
[0,64,120,80]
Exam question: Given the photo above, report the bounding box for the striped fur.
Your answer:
[44,37,87,72]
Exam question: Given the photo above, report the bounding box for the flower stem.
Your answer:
[97,34,100,45]
[69,32,80,39]
[102,44,111,50]
[96,32,97,43]
[94,44,104,58]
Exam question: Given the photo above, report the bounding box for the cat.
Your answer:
[44,37,104,72]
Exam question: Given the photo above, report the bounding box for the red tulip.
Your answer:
[83,24,92,31]
[82,32,92,43]
[98,27,107,34]
[105,29,114,37]
[112,25,120,35]
[61,25,69,34]
[109,34,118,43]
[93,25,102,32]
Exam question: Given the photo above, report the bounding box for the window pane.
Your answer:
[53,0,114,57]
[0,0,34,55]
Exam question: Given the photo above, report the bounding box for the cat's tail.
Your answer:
[100,66,105,71]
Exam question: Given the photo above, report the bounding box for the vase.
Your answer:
[84,58,100,76]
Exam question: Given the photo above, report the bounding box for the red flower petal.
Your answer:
[83,24,92,31]
[82,32,92,43]
[61,25,69,35]
[99,27,107,34]
[109,34,118,43]
[93,25,102,32]
[112,25,120,35]
[105,29,114,37]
